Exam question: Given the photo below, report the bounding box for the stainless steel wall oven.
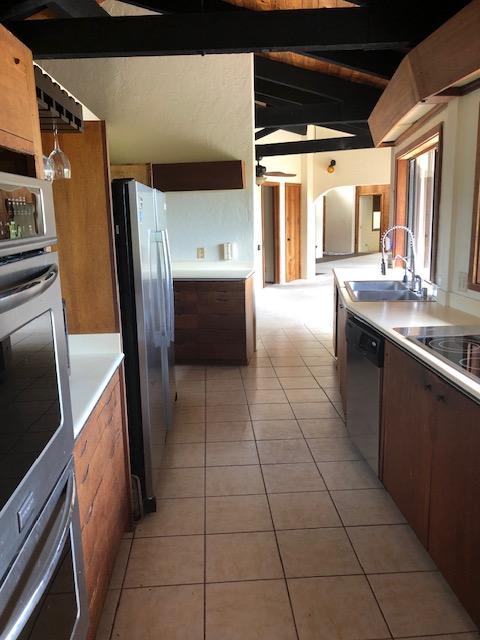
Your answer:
[0,173,87,639]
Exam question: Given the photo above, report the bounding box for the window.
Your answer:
[468,108,480,291]
[394,125,442,282]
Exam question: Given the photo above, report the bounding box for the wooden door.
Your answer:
[285,183,301,282]
[428,378,480,625]
[381,342,435,545]
[261,183,280,286]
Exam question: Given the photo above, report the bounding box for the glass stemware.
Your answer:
[48,127,72,180]
[43,155,55,182]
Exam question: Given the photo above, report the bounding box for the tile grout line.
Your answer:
[243,368,301,640]
[304,416,395,639]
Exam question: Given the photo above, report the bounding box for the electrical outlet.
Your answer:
[197,247,205,259]
[458,271,468,292]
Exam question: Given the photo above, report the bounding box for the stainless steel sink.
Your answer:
[345,280,431,302]
[346,280,409,292]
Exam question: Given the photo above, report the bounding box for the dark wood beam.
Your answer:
[49,0,109,18]
[255,126,308,140]
[256,101,375,128]
[256,133,373,159]
[255,57,382,102]
[0,1,49,20]
[0,0,109,20]
[7,6,421,59]
[256,79,327,106]
[255,128,279,141]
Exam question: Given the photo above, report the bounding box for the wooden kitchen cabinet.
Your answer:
[428,377,480,625]
[382,340,480,624]
[73,368,132,640]
[0,25,43,177]
[334,285,348,413]
[174,276,255,365]
[381,341,435,545]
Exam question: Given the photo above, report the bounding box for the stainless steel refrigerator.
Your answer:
[112,179,176,515]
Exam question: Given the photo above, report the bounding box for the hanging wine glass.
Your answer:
[43,155,55,182]
[48,127,72,180]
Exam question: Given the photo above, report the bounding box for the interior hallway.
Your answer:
[96,259,478,640]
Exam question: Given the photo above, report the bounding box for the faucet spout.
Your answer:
[380,225,418,290]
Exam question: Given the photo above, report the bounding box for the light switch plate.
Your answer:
[197,247,205,259]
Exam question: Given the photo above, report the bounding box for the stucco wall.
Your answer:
[41,52,255,266]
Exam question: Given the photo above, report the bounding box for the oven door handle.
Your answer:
[1,474,75,640]
[0,264,58,314]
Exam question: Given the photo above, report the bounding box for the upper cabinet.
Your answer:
[152,160,245,192]
[0,25,43,177]
[369,1,480,146]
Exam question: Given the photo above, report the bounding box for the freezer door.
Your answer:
[128,182,169,504]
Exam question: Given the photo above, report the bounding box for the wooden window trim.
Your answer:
[468,107,480,292]
[394,123,443,282]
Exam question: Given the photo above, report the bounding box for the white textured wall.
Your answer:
[324,186,356,254]
[41,52,255,265]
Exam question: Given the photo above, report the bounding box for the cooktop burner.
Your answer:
[415,334,480,381]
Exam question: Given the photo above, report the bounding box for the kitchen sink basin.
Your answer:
[345,280,431,302]
[346,280,410,292]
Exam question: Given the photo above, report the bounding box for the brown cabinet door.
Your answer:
[381,342,435,545]
[428,379,480,625]
[285,183,301,282]
[0,26,43,175]
[336,294,348,414]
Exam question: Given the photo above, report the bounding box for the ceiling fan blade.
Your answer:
[264,171,297,177]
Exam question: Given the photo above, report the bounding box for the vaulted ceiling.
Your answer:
[1,0,474,157]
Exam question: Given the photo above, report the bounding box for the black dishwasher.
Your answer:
[345,316,384,476]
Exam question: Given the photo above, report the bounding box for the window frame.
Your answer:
[394,123,443,283]
[468,107,480,292]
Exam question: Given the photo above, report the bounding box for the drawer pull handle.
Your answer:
[437,394,446,402]
[79,438,88,456]
[424,384,432,391]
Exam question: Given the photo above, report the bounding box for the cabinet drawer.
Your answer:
[74,374,120,482]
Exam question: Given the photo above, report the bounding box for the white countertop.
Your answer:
[173,261,254,281]
[334,267,480,402]
[68,333,124,438]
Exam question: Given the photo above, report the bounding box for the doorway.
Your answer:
[261,182,280,286]
[285,183,301,282]
[355,185,390,253]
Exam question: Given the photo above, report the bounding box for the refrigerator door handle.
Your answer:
[162,229,175,343]
[159,230,174,343]
[150,232,168,348]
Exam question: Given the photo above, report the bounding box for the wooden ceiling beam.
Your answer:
[256,101,374,128]
[256,133,373,158]
[255,56,382,102]
[7,7,420,59]
[255,78,329,106]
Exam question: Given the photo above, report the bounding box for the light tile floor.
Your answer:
[97,260,480,640]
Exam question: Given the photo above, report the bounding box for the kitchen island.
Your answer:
[173,263,255,365]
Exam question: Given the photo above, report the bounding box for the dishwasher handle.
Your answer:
[346,317,384,368]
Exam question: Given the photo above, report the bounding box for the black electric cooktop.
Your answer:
[394,326,480,383]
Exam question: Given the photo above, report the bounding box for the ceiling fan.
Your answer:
[256,159,296,185]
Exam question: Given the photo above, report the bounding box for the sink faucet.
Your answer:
[381,225,421,293]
